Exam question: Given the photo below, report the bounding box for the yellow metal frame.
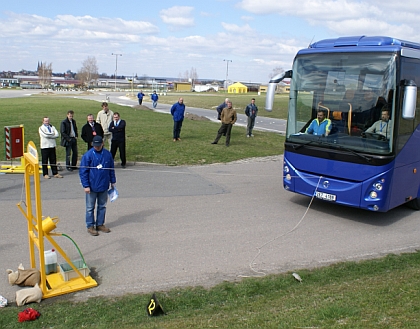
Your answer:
[16,141,97,299]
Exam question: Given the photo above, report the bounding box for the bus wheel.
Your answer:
[407,197,420,210]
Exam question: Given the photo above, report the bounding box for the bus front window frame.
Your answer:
[287,52,397,155]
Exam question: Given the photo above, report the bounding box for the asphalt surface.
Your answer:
[1,90,419,304]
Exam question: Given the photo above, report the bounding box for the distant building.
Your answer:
[0,78,19,87]
[13,75,79,89]
[228,82,248,94]
[174,82,191,92]
[193,84,219,92]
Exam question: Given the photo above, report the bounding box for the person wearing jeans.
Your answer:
[151,91,159,108]
[245,98,258,137]
[79,135,116,236]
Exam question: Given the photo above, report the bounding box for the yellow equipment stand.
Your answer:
[16,141,97,299]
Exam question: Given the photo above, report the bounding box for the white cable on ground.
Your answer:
[240,176,323,278]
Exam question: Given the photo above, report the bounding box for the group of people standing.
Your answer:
[168,96,259,146]
[38,96,259,236]
[211,97,258,146]
[39,102,124,236]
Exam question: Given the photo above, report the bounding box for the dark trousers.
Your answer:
[247,117,255,136]
[214,123,233,146]
[173,120,183,139]
[138,99,143,105]
[41,147,58,176]
[66,138,78,169]
[111,140,126,166]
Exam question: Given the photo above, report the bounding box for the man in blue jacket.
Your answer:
[170,97,185,141]
[79,135,116,236]
[306,110,332,136]
[151,91,159,108]
[137,90,145,105]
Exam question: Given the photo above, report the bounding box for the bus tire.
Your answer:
[407,197,420,210]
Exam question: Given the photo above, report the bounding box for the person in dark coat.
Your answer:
[81,114,104,151]
[60,110,78,171]
[109,112,126,168]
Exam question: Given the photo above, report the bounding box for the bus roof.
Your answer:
[307,36,420,51]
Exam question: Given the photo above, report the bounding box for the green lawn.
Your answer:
[0,97,284,165]
[0,252,418,328]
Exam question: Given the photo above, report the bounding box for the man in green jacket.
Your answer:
[211,101,237,147]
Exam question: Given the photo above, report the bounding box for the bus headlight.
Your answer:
[370,191,378,199]
[284,165,290,173]
[285,174,291,181]
[373,182,383,191]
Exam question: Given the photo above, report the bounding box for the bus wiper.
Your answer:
[293,140,316,150]
[294,138,372,162]
[293,136,328,150]
[330,144,372,162]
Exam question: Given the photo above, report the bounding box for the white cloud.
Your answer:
[241,15,254,22]
[159,6,195,28]
[221,22,254,33]
[0,12,159,41]
[237,0,420,42]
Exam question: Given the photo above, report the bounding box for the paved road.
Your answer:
[1,156,419,303]
[0,89,287,134]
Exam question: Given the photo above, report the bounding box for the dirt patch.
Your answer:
[132,105,153,111]
[38,92,55,95]
[185,112,210,121]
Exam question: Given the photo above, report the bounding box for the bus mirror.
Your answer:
[402,80,417,119]
[265,70,292,112]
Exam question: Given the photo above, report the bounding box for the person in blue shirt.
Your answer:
[151,91,159,108]
[306,110,332,136]
[79,135,116,236]
[170,97,185,141]
[137,90,145,105]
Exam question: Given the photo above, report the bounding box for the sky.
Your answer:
[1,0,420,83]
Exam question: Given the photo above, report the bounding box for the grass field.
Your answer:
[0,252,419,328]
[0,96,285,165]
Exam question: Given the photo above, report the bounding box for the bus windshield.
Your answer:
[287,52,396,155]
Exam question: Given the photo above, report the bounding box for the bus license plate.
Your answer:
[315,192,336,202]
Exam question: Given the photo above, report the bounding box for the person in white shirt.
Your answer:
[96,102,114,150]
[39,117,63,179]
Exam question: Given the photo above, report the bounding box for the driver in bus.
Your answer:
[365,108,392,139]
[306,110,332,136]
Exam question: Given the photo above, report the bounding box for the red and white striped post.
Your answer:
[4,125,24,160]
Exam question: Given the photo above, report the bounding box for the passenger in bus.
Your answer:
[306,110,332,136]
[365,108,392,139]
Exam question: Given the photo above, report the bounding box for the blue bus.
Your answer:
[266,36,420,212]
